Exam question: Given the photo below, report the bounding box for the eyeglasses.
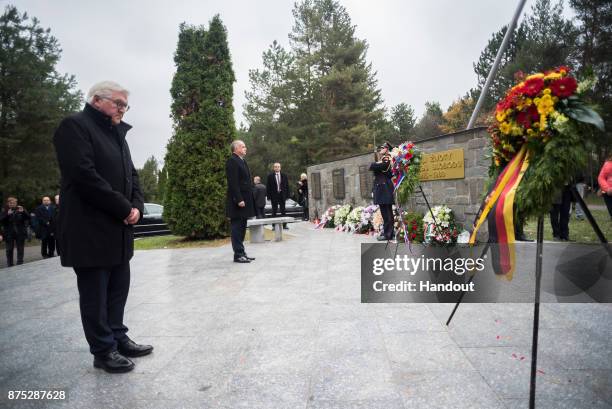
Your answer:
[97,95,130,111]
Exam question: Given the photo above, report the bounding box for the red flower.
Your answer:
[519,77,545,97]
[549,77,577,98]
[516,105,539,129]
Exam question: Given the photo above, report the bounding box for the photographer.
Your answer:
[370,143,395,241]
[0,197,30,267]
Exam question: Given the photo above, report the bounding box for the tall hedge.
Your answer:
[164,15,236,238]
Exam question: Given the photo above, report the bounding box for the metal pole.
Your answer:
[467,0,528,129]
[529,216,545,409]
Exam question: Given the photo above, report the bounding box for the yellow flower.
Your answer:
[539,114,548,130]
[525,98,532,106]
[499,121,512,134]
[542,88,551,95]
[496,110,507,122]
[526,73,545,80]
[536,94,555,116]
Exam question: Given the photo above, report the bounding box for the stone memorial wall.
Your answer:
[306,126,490,229]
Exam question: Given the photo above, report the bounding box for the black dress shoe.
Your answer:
[244,255,255,261]
[234,256,251,263]
[118,338,154,357]
[93,351,134,373]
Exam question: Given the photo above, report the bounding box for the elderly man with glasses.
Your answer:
[53,81,152,373]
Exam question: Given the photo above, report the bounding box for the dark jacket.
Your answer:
[297,180,308,205]
[226,153,255,219]
[266,172,289,202]
[369,160,394,205]
[253,183,267,208]
[53,103,144,268]
[0,208,30,240]
[34,204,56,239]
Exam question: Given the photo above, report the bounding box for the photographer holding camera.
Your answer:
[370,143,395,241]
[0,197,30,267]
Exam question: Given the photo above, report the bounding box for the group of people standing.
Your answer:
[0,194,60,266]
[226,144,309,264]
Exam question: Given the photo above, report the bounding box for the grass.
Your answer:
[524,209,612,243]
[134,228,283,250]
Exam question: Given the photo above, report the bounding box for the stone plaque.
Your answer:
[419,148,465,181]
[359,165,373,199]
[332,168,345,199]
[312,172,322,199]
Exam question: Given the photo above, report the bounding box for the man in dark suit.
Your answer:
[226,140,256,263]
[53,81,152,374]
[252,176,267,219]
[266,162,290,229]
[35,196,56,258]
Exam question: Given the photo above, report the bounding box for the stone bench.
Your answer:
[247,217,296,243]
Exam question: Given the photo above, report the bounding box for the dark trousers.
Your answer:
[230,217,247,258]
[550,190,572,239]
[604,194,612,219]
[255,207,265,219]
[5,237,25,266]
[380,204,394,239]
[41,235,56,257]
[271,198,287,227]
[74,262,130,356]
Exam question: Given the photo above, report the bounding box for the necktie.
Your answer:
[276,173,281,192]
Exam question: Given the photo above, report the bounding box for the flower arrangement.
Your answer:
[316,205,341,229]
[333,204,353,230]
[345,206,364,233]
[488,66,604,218]
[396,211,424,243]
[423,205,460,245]
[390,141,422,204]
[360,204,379,234]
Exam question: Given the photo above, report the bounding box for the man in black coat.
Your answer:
[226,140,256,263]
[0,196,30,266]
[252,176,267,219]
[35,196,57,258]
[53,81,152,374]
[266,162,290,229]
[370,143,395,241]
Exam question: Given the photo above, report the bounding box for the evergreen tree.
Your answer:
[157,163,167,205]
[389,103,416,144]
[164,15,235,238]
[137,156,159,202]
[0,6,82,205]
[413,102,444,141]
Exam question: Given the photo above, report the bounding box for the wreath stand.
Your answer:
[444,185,610,409]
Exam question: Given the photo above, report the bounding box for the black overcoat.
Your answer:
[225,154,255,219]
[34,204,56,240]
[0,209,30,240]
[53,103,144,268]
[369,160,395,205]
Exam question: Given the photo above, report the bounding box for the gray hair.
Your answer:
[230,140,245,152]
[87,81,130,103]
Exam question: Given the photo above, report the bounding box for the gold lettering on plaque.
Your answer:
[419,148,465,181]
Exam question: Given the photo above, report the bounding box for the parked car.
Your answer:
[264,198,304,218]
[134,203,171,238]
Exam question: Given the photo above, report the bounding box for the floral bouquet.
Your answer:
[423,205,459,245]
[345,206,364,233]
[487,66,604,219]
[360,204,379,234]
[390,141,422,204]
[396,211,424,243]
[316,205,341,229]
[333,204,352,231]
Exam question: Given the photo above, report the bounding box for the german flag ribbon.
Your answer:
[469,145,530,278]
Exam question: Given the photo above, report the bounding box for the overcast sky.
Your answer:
[10,0,565,167]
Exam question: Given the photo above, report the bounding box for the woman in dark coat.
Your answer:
[370,143,395,241]
[297,173,309,221]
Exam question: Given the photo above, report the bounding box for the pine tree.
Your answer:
[164,15,236,238]
[0,6,82,206]
[137,156,159,202]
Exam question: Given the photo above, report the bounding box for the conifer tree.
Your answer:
[164,15,236,238]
